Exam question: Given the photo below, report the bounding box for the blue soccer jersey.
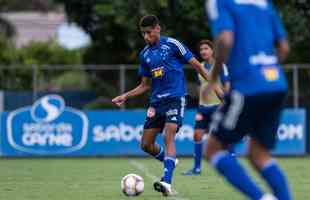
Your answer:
[138,36,193,102]
[206,0,288,95]
[204,62,230,85]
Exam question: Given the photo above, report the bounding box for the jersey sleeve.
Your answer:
[270,4,286,42]
[220,64,230,84]
[206,0,235,37]
[138,53,151,77]
[167,38,193,62]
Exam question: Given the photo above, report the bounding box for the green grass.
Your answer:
[0,157,309,200]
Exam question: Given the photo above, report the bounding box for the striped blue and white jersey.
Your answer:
[138,36,193,103]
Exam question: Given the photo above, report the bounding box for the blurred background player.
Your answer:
[112,14,211,196]
[205,0,292,200]
[182,39,230,176]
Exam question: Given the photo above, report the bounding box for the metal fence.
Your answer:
[0,64,309,110]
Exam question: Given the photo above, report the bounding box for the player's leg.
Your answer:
[182,108,206,176]
[154,97,185,196]
[248,93,292,200]
[193,128,204,170]
[182,128,204,175]
[206,135,265,200]
[141,106,166,162]
[184,105,232,176]
[153,122,178,196]
[140,128,164,162]
[163,122,178,182]
[205,92,265,200]
[248,139,292,200]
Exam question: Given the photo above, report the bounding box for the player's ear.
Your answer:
[155,24,161,33]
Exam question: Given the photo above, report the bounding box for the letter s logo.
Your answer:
[31,95,65,123]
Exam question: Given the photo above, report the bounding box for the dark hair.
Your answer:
[139,15,159,28]
[198,39,214,50]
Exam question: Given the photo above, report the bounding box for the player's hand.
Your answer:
[112,94,127,107]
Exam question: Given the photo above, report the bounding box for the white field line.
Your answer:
[129,160,190,200]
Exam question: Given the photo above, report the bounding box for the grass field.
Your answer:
[0,157,309,200]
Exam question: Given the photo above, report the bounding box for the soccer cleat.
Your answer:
[153,181,172,196]
[181,168,201,176]
[260,194,277,200]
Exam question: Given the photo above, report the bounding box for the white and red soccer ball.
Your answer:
[121,174,144,196]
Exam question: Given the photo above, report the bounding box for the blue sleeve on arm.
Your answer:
[270,4,286,42]
[206,0,235,37]
[138,54,151,77]
[167,38,193,62]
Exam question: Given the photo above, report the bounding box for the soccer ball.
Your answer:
[121,173,144,196]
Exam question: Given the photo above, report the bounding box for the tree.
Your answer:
[56,0,209,64]
[274,0,310,62]
[57,0,310,63]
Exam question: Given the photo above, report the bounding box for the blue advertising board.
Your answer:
[0,94,306,156]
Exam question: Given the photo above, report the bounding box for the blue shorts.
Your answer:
[194,105,219,130]
[210,90,287,150]
[144,97,186,132]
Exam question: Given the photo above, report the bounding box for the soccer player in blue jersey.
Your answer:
[112,14,214,196]
[205,0,292,200]
[182,39,230,176]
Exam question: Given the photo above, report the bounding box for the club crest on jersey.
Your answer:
[147,107,156,118]
[151,67,164,78]
[262,67,279,81]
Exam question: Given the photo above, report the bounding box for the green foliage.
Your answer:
[57,0,208,64]
[17,41,82,65]
[0,40,86,90]
[16,41,85,91]
[51,70,91,90]
[0,35,16,64]
[274,1,310,62]
[57,0,310,63]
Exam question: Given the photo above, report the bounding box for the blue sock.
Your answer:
[154,146,165,162]
[260,160,292,200]
[163,157,176,184]
[193,141,203,170]
[211,151,263,200]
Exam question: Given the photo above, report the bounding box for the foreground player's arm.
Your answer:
[213,85,225,102]
[112,77,151,107]
[190,58,224,100]
[190,58,225,100]
[223,82,230,93]
[276,40,289,63]
[211,31,234,83]
[203,32,233,99]
[270,3,289,63]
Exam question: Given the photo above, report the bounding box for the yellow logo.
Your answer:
[262,67,279,81]
[151,67,164,78]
